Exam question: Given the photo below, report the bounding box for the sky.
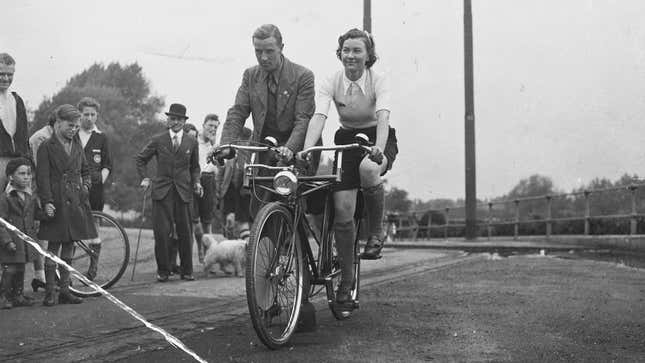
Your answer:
[2,0,645,200]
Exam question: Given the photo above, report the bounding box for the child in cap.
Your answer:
[0,157,44,308]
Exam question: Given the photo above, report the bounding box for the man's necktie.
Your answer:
[172,135,179,152]
[268,74,278,95]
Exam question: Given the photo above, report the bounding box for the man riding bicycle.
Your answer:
[298,28,398,309]
[216,24,316,233]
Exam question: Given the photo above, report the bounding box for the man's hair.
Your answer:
[203,114,219,124]
[55,104,82,122]
[183,123,198,134]
[77,97,101,113]
[252,24,283,45]
[0,53,16,66]
[47,111,57,126]
[5,157,31,177]
[336,28,378,69]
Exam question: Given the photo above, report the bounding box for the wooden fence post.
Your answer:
[630,185,638,235]
[514,200,520,240]
[444,207,450,240]
[546,195,552,238]
[487,202,493,240]
[584,190,590,235]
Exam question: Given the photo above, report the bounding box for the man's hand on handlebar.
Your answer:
[207,147,235,166]
[276,146,294,162]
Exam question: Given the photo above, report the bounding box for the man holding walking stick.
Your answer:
[134,103,202,282]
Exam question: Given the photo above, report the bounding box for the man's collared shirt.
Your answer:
[0,89,17,137]
[198,135,217,174]
[169,129,184,149]
[79,126,100,148]
[6,182,32,201]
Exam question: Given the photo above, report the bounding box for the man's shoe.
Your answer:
[156,274,169,282]
[180,274,195,281]
[31,278,46,292]
[360,235,384,260]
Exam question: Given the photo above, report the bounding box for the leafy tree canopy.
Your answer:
[31,62,165,212]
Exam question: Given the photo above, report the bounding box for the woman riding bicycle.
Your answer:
[298,28,398,309]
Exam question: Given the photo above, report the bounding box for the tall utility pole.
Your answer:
[363,0,372,32]
[464,0,477,240]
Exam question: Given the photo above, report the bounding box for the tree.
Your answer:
[385,186,412,213]
[31,62,165,213]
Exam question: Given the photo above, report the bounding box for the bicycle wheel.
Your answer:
[67,211,130,297]
[246,202,304,349]
[326,230,361,320]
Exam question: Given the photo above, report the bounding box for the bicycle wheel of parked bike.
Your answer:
[325,229,361,320]
[65,211,130,297]
[246,202,304,349]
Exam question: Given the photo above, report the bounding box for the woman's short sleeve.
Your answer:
[374,72,391,113]
[314,73,336,117]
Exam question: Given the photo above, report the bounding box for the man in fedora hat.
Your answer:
[135,103,202,282]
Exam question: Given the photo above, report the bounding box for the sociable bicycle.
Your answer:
[211,134,378,349]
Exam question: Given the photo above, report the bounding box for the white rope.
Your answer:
[0,217,208,363]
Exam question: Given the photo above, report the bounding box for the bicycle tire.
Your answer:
[246,202,304,349]
[66,211,130,297]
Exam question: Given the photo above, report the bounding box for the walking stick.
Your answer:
[130,189,148,281]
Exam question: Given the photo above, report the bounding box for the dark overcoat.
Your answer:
[134,131,200,202]
[36,135,98,242]
[0,190,44,264]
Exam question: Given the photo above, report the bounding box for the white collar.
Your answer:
[169,129,184,139]
[0,88,12,100]
[6,183,32,196]
[342,70,367,95]
[79,126,100,135]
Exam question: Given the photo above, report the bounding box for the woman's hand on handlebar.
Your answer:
[369,146,384,165]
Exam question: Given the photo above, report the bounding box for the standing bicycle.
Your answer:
[210,133,381,349]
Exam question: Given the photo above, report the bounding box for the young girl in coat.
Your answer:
[0,157,43,308]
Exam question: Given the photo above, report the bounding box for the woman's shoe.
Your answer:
[31,278,46,292]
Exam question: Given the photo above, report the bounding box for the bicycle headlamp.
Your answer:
[273,170,298,196]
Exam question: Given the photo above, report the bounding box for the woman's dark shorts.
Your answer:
[333,126,398,191]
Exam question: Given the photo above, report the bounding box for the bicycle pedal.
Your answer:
[359,252,382,260]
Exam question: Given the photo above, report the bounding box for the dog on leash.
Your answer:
[202,234,247,277]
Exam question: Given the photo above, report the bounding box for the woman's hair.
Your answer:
[77,96,101,113]
[336,28,378,68]
[5,157,31,177]
[54,104,82,122]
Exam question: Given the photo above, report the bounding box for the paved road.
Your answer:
[1,246,468,362]
[1,243,644,362]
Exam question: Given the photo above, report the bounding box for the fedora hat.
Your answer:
[165,103,189,119]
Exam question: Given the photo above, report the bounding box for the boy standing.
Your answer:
[37,104,97,306]
[0,157,41,308]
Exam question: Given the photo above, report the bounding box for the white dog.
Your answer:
[202,234,247,277]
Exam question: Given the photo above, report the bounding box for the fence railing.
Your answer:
[389,183,645,240]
